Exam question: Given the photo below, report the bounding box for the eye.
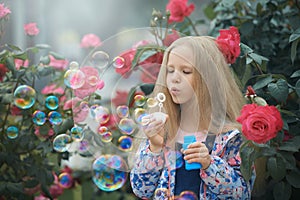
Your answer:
[183,70,192,74]
[167,67,174,73]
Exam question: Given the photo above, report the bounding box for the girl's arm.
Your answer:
[130,140,164,199]
[200,134,255,199]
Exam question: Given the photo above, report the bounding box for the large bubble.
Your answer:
[13,85,36,109]
[92,154,127,191]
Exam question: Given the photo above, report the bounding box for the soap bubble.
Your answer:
[134,108,148,124]
[13,85,36,109]
[116,105,129,118]
[90,105,110,124]
[101,131,113,143]
[92,154,127,191]
[48,111,63,125]
[70,126,84,141]
[6,126,19,139]
[69,61,79,70]
[45,95,59,110]
[113,56,125,68]
[32,110,47,126]
[118,118,136,135]
[147,97,158,108]
[64,69,85,89]
[154,188,170,199]
[118,136,133,151]
[58,172,73,189]
[134,94,146,107]
[91,51,109,69]
[53,134,72,152]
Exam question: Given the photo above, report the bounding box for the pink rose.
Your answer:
[73,66,101,98]
[80,33,101,48]
[115,48,136,78]
[216,26,240,64]
[0,3,11,19]
[14,59,29,70]
[245,85,256,97]
[41,84,65,95]
[48,55,69,70]
[166,0,195,23]
[63,97,89,123]
[24,23,39,36]
[236,104,283,144]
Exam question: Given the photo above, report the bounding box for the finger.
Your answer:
[187,141,206,148]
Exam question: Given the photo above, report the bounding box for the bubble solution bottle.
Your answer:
[183,135,202,170]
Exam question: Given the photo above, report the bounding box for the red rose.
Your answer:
[166,0,195,23]
[115,48,136,78]
[139,52,163,83]
[0,63,8,82]
[216,26,240,64]
[236,104,283,143]
[163,30,180,46]
[245,85,256,97]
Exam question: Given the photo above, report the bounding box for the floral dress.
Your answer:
[130,129,256,199]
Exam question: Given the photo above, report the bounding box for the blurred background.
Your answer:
[2,0,208,62]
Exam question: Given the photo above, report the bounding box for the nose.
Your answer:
[171,71,181,83]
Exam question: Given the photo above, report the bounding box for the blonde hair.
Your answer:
[152,36,245,140]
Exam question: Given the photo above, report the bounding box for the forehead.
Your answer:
[167,46,194,65]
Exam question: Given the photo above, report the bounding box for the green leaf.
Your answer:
[139,83,155,96]
[249,52,269,65]
[252,75,273,90]
[289,27,300,42]
[203,4,217,20]
[5,56,15,71]
[240,43,254,54]
[267,156,286,181]
[268,79,289,102]
[291,70,300,78]
[291,38,299,64]
[295,79,300,97]
[278,136,300,152]
[286,170,300,188]
[35,44,51,49]
[240,144,255,181]
[40,55,50,65]
[126,86,137,107]
[273,181,292,200]
[49,51,65,60]
[6,182,24,194]
[139,49,158,63]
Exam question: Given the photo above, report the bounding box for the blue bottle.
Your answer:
[183,135,202,170]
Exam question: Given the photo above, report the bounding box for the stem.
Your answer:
[253,60,264,75]
[186,17,200,36]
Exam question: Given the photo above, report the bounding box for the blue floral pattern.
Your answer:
[130,129,256,199]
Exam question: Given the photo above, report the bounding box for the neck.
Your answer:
[179,99,201,133]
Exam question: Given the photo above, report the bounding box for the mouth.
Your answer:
[170,87,180,95]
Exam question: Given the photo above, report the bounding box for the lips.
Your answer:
[170,87,180,95]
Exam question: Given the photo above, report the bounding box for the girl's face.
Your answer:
[166,47,196,105]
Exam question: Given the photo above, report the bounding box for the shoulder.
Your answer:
[213,129,242,155]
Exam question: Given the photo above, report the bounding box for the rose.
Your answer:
[166,0,195,23]
[24,22,39,36]
[80,33,101,48]
[47,55,69,70]
[0,3,11,19]
[163,30,180,46]
[115,48,136,78]
[140,52,163,83]
[236,104,283,143]
[14,58,29,70]
[0,63,8,82]
[216,26,240,64]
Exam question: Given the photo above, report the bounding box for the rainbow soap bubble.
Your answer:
[90,105,110,124]
[70,126,84,141]
[134,108,148,125]
[101,131,113,143]
[112,56,125,68]
[64,68,85,89]
[32,110,47,126]
[118,136,133,151]
[147,97,158,108]
[154,188,170,200]
[92,154,127,192]
[58,172,73,189]
[45,95,59,110]
[118,118,136,135]
[48,111,63,125]
[13,85,36,109]
[6,126,19,139]
[175,191,198,200]
[116,105,129,118]
[53,134,72,152]
[134,94,146,107]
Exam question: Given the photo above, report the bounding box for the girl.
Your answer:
[130,36,255,199]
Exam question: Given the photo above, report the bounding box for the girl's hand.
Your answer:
[142,114,168,153]
[182,142,211,169]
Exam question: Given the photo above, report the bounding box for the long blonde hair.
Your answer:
[152,36,245,140]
